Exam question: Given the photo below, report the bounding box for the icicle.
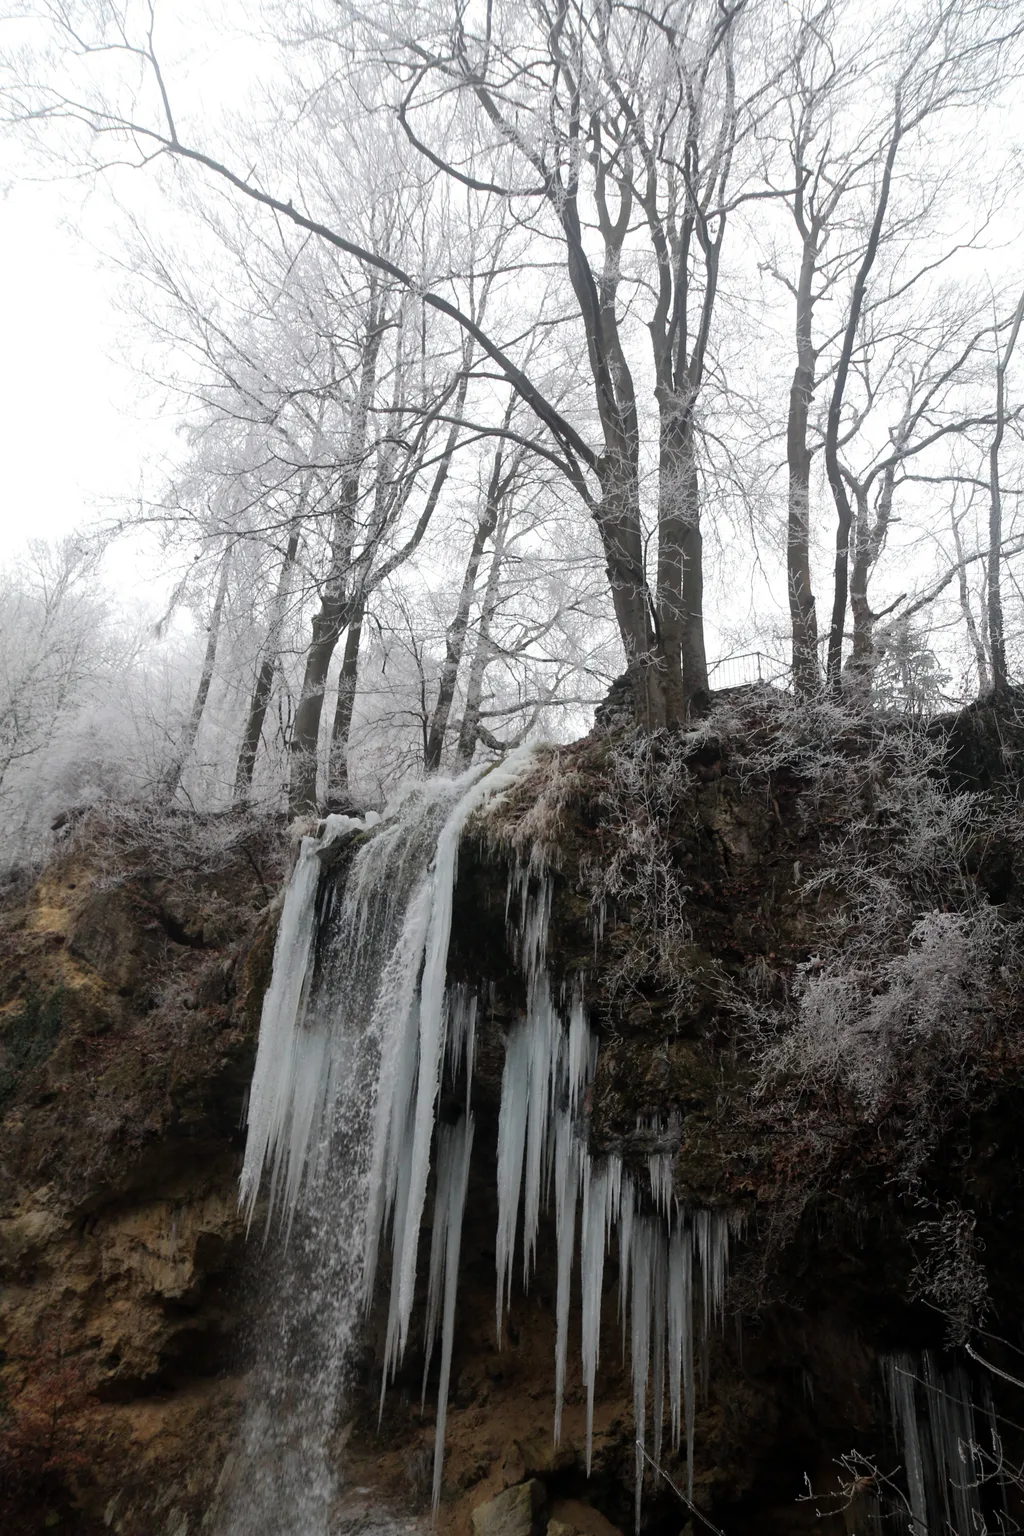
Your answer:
[650,1230,667,1482]
[496,1021,530,1331]
[552,1106,580,1445]
[580,1159,610,1470]
[380,1104,416,1415]
[372,745,538,1364]
[923,1353,980,1536]
[566,990,598,1116]
[667,1225,695,1495]
[618,1173,636,1346]
[422,1120,462,1404]
[392,774,486,1354]
[884,1350,987,1536]
[630,1218,654,1533]
[648,1152,674,1218]
[693,1209,729,1332]
[240,814,367,1225]
[522,987,558,1284]
[884,1354,929,1536]
[514,870,552,984]
[431,1114,474,1510]
[362,882,433,1305]
[446,986,478,1110]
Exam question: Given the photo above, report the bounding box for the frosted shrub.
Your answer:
[689,691,1022,1151]
[483,744,591,870]
[766,906,1007,1114]
[582,731,699,1011]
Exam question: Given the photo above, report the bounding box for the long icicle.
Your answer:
[553,1105,580,1446]
[432,1113,475,1510]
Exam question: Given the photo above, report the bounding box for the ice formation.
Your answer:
[884,1351,1002,1535]
[236,750,737,1530]
[499,871,736,1519]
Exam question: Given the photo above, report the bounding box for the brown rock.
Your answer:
[471,1479,548,1536]
[68,887,156,993]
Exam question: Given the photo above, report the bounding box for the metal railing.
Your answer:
[706,650,791,691]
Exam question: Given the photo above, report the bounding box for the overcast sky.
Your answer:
[0,0,245,576]
[0,174,157,558]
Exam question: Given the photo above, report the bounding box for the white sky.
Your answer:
[0,175,162,558]
[0,0,254,581]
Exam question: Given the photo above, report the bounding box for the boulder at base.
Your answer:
[471,1479,548,1536]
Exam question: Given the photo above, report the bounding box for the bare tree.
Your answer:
[819,0,1024,688]
[987,286,1024,697]
[159,539,232,803]
[423,401,519,771]
[0,0,783,724]
[0,539,110,796]
[234,509,304,805]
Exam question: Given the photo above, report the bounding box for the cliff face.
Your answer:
[0,810,286,1534]
[3,699,1024,1536]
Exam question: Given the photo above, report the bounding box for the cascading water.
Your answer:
[223,748,737,1534]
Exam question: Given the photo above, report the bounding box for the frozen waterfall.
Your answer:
[226,748,737,1533]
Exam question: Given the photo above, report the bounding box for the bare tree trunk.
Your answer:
[289,304,385,817]
[160,545,231,804]
[596,454,666,728]
[679,440,707,707]
[846,454,901,703]
[326,596,365,804]
[826,109,903,689]
[233,517,301,804]
[657,417,708,717]
[455,513,508,768]
[787,230,820,695]
[424,443,510,771]
[988,287,1024,698]
[846,485,875,704]
[288,528,356,818]
[951,507,991,694]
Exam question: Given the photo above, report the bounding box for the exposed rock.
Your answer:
[471,1479,547,1536]
[549,1501,624,1536]
[0,810,287,1535]
[5,705,1024,1536]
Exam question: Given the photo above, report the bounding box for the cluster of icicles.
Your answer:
[884,1351,1004,1536]
[240,750,736,1521]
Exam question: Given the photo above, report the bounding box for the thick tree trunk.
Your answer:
[160,547,231,804]
[233,520,301,804]
[424,451,505,771]
[326,597,365,804]
[595,454,666,729]
[656,412,710,716]
[678,444,708,708]
[288,568,355,818]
